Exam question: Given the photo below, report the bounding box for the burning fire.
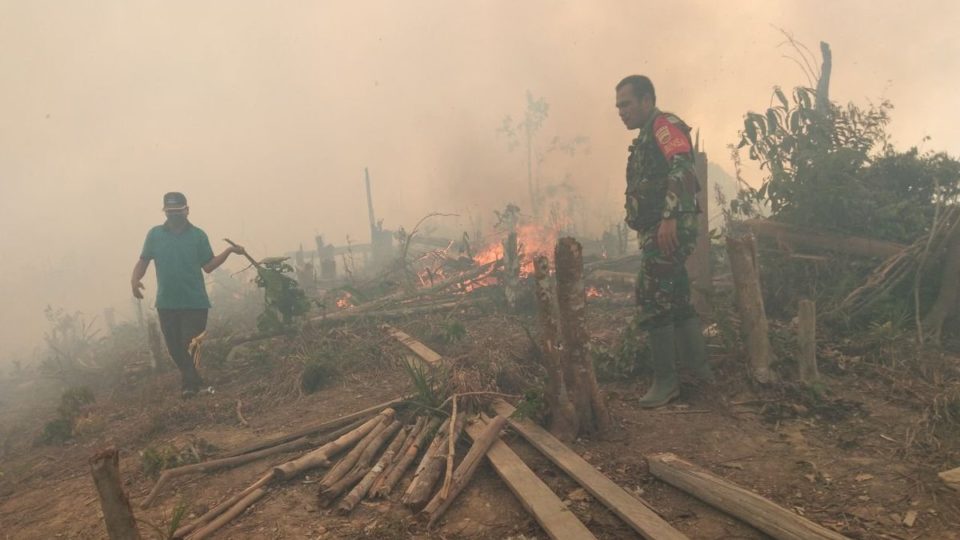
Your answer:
[585,286,602,298]
[335,292,354,309]
[472,223,561,276]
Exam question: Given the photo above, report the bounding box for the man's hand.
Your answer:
[228,244,246,256]
[656,218,679,257]
[131,280,145,300]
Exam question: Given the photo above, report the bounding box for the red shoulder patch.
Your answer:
[653,115,692,160]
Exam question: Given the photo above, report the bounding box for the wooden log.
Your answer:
[403,414,467,511]
[273,409,393,480]
[319,419,402,506]
[338,422,410,513]
[188,487,267,540]
[743,218,907,259]
[219,397,404,459]
[141,418,366,508]
[89,447,142,540]
[725,235,776,384]
[555,237,611,434]
[319,412,395,489]
[939,466,960,491]
[533,255,578,442]
[370,417,425,496]
[423,415,507,527]
[373,416,441,497]
[491,400,687,540]
[647,453,848,540]
[463,415,596,540]
[797,299,819,383]
[174,471,274,538]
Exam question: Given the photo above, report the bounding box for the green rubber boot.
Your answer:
[638,325,680,409]
[676,316,714,382]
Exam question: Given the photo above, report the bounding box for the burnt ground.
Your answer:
[1,294,959,539]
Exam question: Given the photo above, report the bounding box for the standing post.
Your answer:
[89,448,141,540]
[725,234,775,384]
[798,299,819,383]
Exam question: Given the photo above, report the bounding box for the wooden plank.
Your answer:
[384,324,444,365]
[939,466,960,491]
[464,417,597,540]
[648,453,848,540]
[492,400,687,540]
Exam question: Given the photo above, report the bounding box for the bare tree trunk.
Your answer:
[555,237,611,435]
[815,42,832,114]
[726,235,776,384]
[532,255,578,442]
[503,232,521,309]
[89,448,141,540]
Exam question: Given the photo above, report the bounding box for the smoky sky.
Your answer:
[1,1,957,359]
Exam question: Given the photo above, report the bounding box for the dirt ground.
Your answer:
[1,297,959,539]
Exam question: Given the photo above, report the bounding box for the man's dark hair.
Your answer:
[616,75,656,105]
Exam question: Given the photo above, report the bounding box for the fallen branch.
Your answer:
[174,472,274,538]
[187,487,267,540]
[423,415,507,527]
[141,417,367,508]
[90,447,141,540]
[319,419,402,506]
[371,416,439,498]
[441,395,458,499]
[337,422,410,514]
[273,409,394,480]
[403,413,466,511]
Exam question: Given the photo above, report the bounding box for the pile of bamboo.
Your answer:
[141,403,505,539]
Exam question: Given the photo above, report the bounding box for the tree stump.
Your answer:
[89,447,141,540]
[725,235,775,384]
[797,299,819,383]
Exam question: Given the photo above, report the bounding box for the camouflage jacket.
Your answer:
[624,109,700,232]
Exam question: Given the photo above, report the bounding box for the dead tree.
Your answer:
[503,231,521,309]
[532,255,579,441]
[89,448,141,540]
[554,237,612,435]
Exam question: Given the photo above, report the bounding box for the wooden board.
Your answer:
[492,400,687,540]
[939,466,960,491]
[647,453,848,540]
[384,324,444,365]
[464,417,597,540]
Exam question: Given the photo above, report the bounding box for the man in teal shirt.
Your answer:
[131,192,245,397]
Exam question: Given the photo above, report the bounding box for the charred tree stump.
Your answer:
[797,299,819,383]
[89,447,141,540]
[532,255,579,442]
[725,235,775,384]
[555,237,611,435]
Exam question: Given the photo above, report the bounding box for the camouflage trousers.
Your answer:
[634,212,699,331]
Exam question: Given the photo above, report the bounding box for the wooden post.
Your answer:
[725,235,775,384]
[555,237,611,435]
[687,151,712,317]
[648,453,848,540]
[797,299,819,383]
[503,231,520,309]
[89,448,141,540]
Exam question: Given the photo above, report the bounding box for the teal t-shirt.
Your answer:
[140,223,215,309]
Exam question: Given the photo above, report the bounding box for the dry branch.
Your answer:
[319,419,402,506]
[187,487,267,540]
[89,447,141,540]
[372,416,440,498]
[403,414,467,511]
[338,422,410,514]
[273,408,394,480]
[141,417,367,509]
[423,415,507,527]
[175,472,274,538]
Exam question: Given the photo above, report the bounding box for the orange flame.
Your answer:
[472,223,561,277]
[335,292,353,309]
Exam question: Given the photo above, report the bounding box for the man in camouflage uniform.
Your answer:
[616,75,713,408]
